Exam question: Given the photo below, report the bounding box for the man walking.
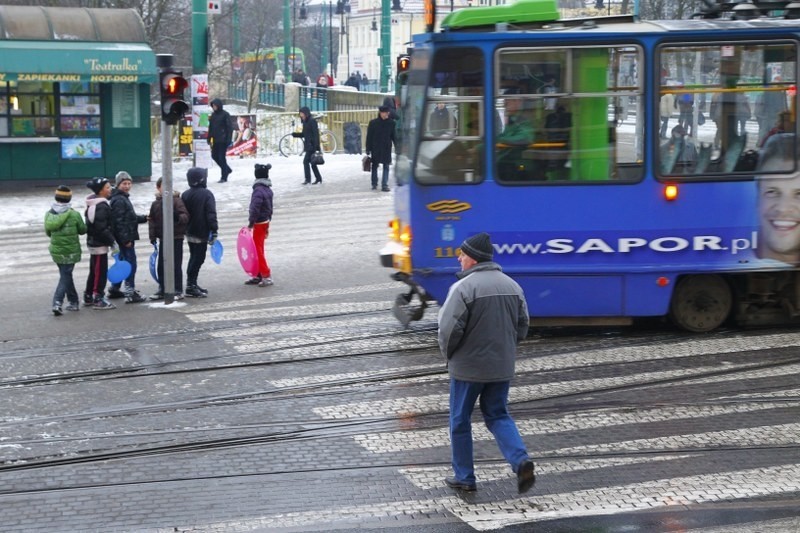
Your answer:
[437,232,535,494]
[208,98,233,183]
[365,105,396,192]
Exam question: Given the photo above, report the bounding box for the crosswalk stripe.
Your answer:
[353,402,797,454]
[158,462,800,532]
[311,363,800,420]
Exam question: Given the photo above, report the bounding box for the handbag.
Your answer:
[362,155,372,172]
[311,151,325,165]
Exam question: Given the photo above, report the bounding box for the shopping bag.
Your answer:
[210,232,223,264]
[108,252,132,284]
[237,226,259,277]
[311,151,325,165]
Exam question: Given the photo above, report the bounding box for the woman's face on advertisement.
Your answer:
[759,171,800,262]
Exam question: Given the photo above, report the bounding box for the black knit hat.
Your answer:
[86,177,109,195]
[461,232,493,263]
[254,163,272,179]
[54,185,72,203]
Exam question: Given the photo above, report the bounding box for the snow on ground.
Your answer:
[0,153,370,231]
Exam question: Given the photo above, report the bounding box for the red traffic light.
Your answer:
[397,54,410,73]
[159,70,189,125]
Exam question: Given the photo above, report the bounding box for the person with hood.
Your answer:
[292,106,323,185]
[366,105,397,192]
[83,177,117,310]
[437,232,535,495]
[245,163,275,287]
[181,167,219,297]
[107,171,148,303]
[148,177,190,300]
[45,186,87,315]
[208,98,233,182]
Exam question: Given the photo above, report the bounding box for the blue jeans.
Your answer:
[110,244,137,293]
[371,163,390,189]
[449,378,529,484]
[53,263,79,306]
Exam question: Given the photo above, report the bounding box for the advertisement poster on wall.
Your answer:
[227,114,257,157]
[191,74,211,167]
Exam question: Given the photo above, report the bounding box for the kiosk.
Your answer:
[0,6,156,182]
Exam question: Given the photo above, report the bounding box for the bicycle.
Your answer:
[278,116,339,157]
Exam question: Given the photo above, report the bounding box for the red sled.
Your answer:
[237,226,259,277]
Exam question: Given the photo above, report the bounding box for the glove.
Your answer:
[292,132,302,138]
[151,240,157,245]
[247,223,254,230]
[209,233,218,244]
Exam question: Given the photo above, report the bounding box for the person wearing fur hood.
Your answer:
[245,163,274,287]
[83,177,116,309]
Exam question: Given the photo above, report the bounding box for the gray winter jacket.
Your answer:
[437,262,529,382]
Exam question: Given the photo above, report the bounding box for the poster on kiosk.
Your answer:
[191,74,212,169]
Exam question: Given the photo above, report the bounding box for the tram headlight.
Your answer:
[400,224,412,248]
[388,218,401,241]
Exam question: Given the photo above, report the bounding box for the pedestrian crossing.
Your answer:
[3,185,798,532]
[170,289,800,531]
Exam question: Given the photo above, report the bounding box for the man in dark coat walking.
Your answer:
[366,105,397,191]
[208,98,233,182]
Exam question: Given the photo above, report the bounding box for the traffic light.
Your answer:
[159,69,189,125]
[397,54,410,74]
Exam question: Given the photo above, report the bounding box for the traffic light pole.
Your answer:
[156,54,177,305]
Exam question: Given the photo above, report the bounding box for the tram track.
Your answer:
[1,351,797,471]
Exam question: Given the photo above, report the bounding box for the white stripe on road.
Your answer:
[311,363,800,420]
[353,402,796,454]
[156,461,800,532]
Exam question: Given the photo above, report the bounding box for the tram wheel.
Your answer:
[669,274,732,332]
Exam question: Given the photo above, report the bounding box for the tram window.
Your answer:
[658,42,797,179]
[414,47,485,185]
[494,46,644,184]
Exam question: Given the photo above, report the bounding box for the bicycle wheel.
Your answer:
[320,131,338,154]
[279,134,304,157]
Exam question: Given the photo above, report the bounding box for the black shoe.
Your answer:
[83,292,94,306]
[371,185,377,190]
[125,290,147,304]
[517,459,535,494]
[52,304,63,316]
[382,187,390,192]
[218,179,227,183]
[194,285,209,294]
[185,286,207,298]
[444,477,476,492]
[149,291,164,301]
[313,180,322,184]
[107,288,126,299]
[244,276,262,285]
[302,181,310,185]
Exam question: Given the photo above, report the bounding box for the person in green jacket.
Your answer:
[45,185,87,316]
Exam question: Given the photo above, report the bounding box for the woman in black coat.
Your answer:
[293,106,323,185]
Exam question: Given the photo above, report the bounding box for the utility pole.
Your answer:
[380,0,391,92]
[192,0,208,73]
[284,0,291,76]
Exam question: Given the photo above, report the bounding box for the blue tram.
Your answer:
[380,0,800,332]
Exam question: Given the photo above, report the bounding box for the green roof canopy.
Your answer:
[0,6,156,83]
